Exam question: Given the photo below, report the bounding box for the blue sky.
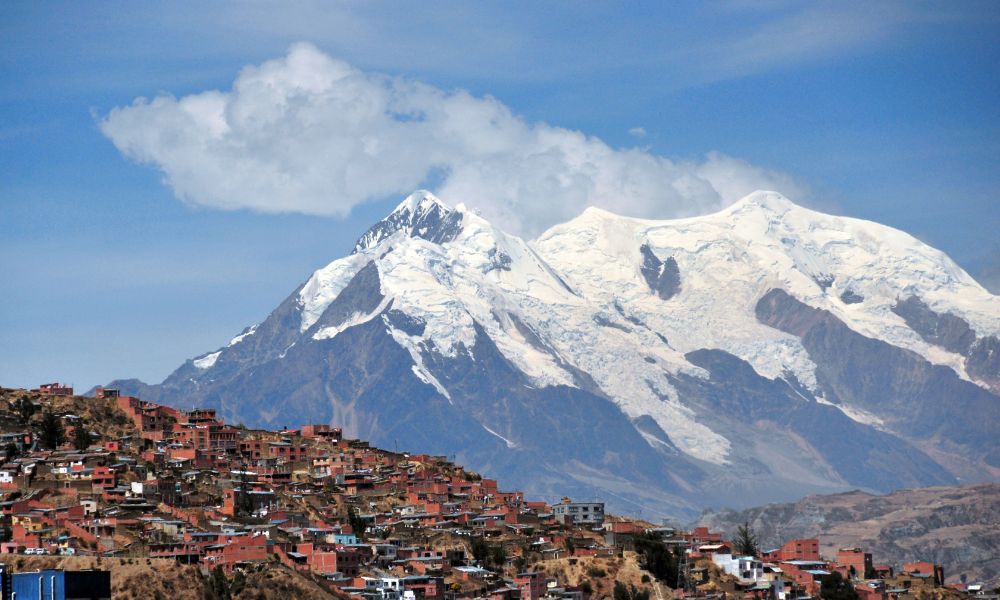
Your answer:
[2,1,999,390]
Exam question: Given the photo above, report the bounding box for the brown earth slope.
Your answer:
[695,483,1000,586]
[3,556,342,599]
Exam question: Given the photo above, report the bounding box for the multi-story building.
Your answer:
[552,502,604,526]
[762,538,820,562]
[837,547,873,580]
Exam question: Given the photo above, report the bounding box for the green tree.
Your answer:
[470,537,490,564]
[513,554,527,573]
[733,520,760,556]
[347,504,368,540]
[821,571,860,600]
[633,532,678,585]
[614,582,650,600]
[614,582,629,600]
[14,396,35,426]
[4,442,19,461]
[229,570,246,596]
[73,422,94,451]
[235,467,253,517]
[39,409,66,450]
[206,567,232,600]
[490,543,507,569]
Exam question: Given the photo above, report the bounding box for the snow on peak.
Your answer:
[229,324,258,347]
[353,190,463,253]
[279,189,999,468]
[393,189,449,215]
[535,190,1000,397]
[727,190,797,212]
[193,351,221,370]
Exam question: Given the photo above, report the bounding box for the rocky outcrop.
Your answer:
[756,289,1000,469]
[967,335,1000,388]
[639,244,681,300]
[892,296,976,354]
[891,295,1000,390]
[672,349,953,492]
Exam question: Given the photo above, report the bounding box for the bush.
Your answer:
[587,566,607,577]
[614,582,650,600]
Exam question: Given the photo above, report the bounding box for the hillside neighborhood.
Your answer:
[0,384,993,600]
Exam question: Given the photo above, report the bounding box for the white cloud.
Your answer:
[101,43,806,237]
[672,3,911,86]
[628,127,647,138]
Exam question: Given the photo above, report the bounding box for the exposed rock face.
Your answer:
[839,290,864,304]
[639,244,681,300]
[892,296,977,354]
[353,192,464,252]
[695,483,1000,587]
[890,295,1000,391]
[755,289,1000,471]
[672,349,953,492]
[967,335,1000,389]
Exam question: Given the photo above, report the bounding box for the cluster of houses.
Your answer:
[0,388,621,599]
[0,386,991,600]
[685,528,983,600]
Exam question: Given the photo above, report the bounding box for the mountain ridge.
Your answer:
[99,190,1000,519]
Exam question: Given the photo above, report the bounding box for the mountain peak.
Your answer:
[354,190,464,253]
[393,189,449,216]
[726,190,798,214]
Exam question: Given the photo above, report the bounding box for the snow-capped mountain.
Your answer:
[106,190,1000,519]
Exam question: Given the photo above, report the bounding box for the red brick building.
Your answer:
[239,439,309,462]
[778,561,827,596]
[514,571,547,600]
[837,547,873,580]
[203,534,269,574]
[762,537,820,562]
[301,424,342,441]
[34,383,73,396]
[294,543,362,576]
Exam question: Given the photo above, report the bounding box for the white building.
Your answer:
[363,576,403,600]
[712,553,765,582]
[552,502,604,525]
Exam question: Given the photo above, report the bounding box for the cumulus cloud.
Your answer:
[100,42,806,237]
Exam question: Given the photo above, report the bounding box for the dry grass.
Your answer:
[5,555,349,599]
[535,552,663,599]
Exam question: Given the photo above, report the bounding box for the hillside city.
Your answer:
[0,383,993,600]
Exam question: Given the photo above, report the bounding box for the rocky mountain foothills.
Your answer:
[695,484,1000,586]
